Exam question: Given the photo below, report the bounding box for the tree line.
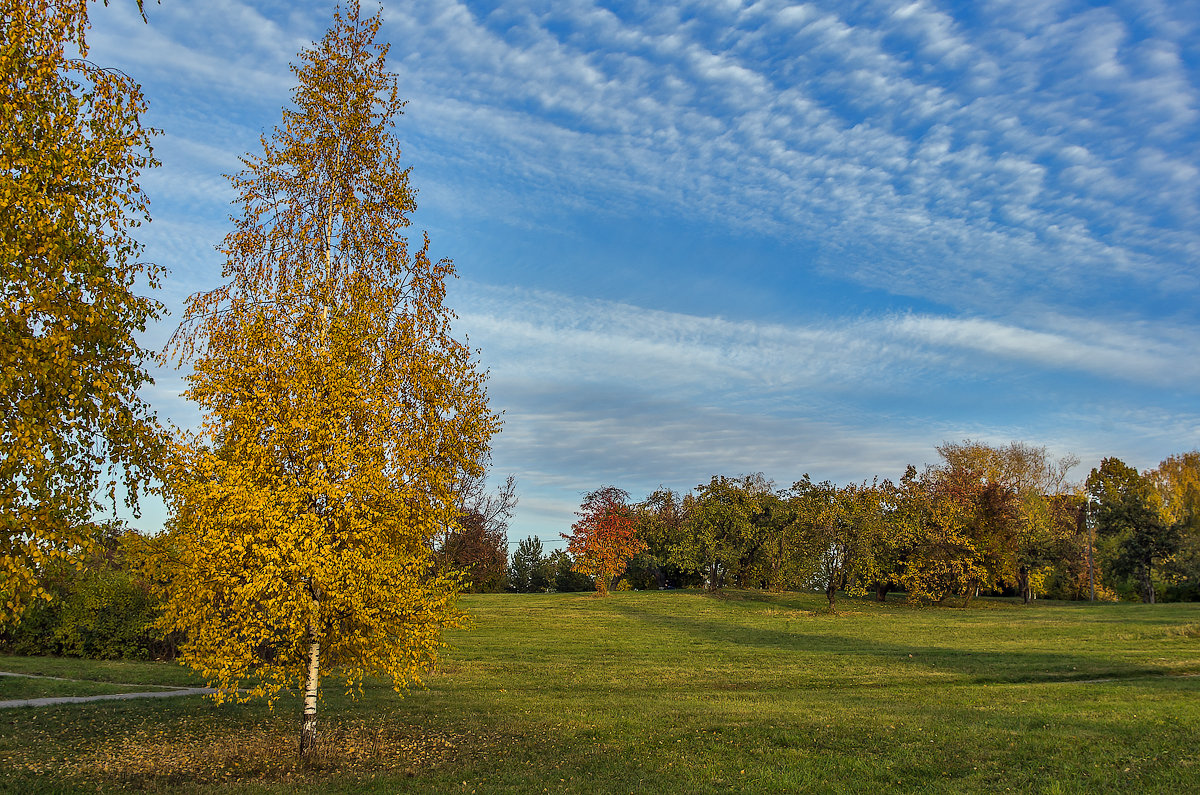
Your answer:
[459,443,1199,606]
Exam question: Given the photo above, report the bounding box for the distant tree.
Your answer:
[452,473,517,543]
[1088,457,1176,603]
[739,487,803,591]
[548,550,593,592]
[894,465,992,605]
[627,489,699,590]
[864,477,911,602]
[562,487,644,596]
[672,476,764,591]
[1,0,162,623]
[1150,451,1200,601]
[440,474,517,593]
[509,536,552,593]
[789,477,888,609]
[936,441,1078,603]
[440,512,508,593]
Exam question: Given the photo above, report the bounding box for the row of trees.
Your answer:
[551,443,1199,606]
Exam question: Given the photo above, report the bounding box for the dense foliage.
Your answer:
[566,442,1198,605]
[0,525,172,660]
[562,486,645,596]
[0,0,162,624]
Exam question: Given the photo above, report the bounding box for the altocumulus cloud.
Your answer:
[390,0,1199,315]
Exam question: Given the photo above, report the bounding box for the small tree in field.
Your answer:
[162,3,497,761]
[562,487,644,596]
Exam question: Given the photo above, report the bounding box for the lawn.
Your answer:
[1,591,1197,793]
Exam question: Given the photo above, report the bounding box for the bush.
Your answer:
[1161,582,1200,602]
[0,528,177,660]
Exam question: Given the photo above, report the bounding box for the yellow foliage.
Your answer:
[0,0,162,623]
[160,3,497,708]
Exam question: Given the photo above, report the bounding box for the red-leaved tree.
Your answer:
[562,486,646,596]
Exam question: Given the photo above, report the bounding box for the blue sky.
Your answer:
[85,0,1199,546]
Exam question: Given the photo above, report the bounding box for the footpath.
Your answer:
[0,671,215,708]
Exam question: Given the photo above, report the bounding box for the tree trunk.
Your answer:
[826,576,837,610]
[1017,566,1031,604]
[299,631,320,762]
[1083,508,1095,602]
[874,582,889,602]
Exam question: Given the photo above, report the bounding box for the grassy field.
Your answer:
[1,591,1197,793]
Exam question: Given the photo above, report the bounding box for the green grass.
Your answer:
[0,591,1197,793]
[0,675,178,701]
[0,656,202,688]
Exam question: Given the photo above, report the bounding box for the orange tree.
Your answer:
[1,0,161,623]
[562,486,645,596]
[161,3,497,760]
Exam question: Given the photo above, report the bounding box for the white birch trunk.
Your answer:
[299,631,320,760]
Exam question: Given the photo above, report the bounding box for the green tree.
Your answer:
[1086,457,1175,603]
[788,477,889,609]
[161,3,497,760]
[509,536,553,593]
[548,549,592,592]
[672,476,764,591]
[1,0,161,622]
[627,488,698,590]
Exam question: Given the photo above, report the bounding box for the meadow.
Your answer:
[1,591,1197,793]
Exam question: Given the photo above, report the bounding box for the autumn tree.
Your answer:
[161,4,497,760]
[563,486,644,596]
[893,465,992,605]
[0,0,161,622]
[1150,451,1200,600]
[440,474,516,593]
[439,512,508,593]
[936,441,1078,603]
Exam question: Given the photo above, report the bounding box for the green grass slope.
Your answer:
[1,591,1197,793]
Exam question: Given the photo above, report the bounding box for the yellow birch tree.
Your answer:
[1,0,161,623]
[161,2,498,759]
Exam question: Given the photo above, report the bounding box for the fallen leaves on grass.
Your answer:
[15,718,495,788]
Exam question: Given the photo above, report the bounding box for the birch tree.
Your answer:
[162,3,497,759]
[1,0,161,623]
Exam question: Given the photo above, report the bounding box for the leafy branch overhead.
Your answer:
[0,0,163,623]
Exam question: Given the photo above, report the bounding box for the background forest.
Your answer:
[6,441,1197,662]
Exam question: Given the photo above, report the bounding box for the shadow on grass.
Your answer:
[604,595,1185,686]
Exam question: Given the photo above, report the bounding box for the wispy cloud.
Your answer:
[455,282,1200,396]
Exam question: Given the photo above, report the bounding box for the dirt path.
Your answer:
[0,671,215,709]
